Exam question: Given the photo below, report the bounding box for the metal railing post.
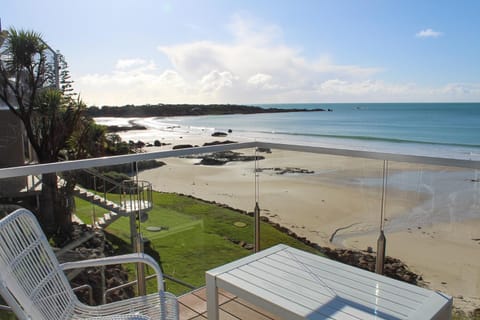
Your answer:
[136,234,146,296]
[103,178,106,202]
[92,176,97,226]
[129,161,146,296]
[376,160,388,274]
[254,202,260,252]
[376,231,386,274]
[101,266,106,305]
[254,148,261,252]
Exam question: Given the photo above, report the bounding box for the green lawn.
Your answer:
[74,191,320,295]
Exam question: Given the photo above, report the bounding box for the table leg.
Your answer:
[206,273,219,320]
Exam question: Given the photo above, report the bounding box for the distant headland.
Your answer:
[86,104,327,118]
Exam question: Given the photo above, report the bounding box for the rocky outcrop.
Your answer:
[172,144,195,149]
[181,151,265,166]
[203,140,238,146]
[59,223,134,305]
[198,157,228,166]
[69,258,134,304]
[211,132,228,137]
[224,236,254,251]
[256,147,272,153]
[257,167,315,175]
[320,247,420,284]
[172,140,237,150]
[106,124,147,132]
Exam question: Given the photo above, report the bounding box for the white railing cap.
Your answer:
[1,141,479,179]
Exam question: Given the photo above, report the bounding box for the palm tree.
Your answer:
[0,28,87,234]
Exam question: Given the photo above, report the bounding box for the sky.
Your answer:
[2,0,480,106]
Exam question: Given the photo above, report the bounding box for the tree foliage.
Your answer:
[0,28,103,234]
[0,28,80,162]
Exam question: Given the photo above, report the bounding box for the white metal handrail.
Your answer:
[1,141,479,181]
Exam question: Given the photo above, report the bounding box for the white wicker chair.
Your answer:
[0,208,178,320]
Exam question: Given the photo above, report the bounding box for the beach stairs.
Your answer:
[71,185,124,228]
[57,170,153,229]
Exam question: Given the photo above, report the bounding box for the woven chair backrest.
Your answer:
[0,209,77,320]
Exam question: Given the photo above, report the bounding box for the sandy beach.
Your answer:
[123,129,480,312]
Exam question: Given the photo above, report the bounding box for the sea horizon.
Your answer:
[94,102,480,161]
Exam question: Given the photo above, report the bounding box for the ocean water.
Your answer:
[95,103,480,160]
[94,103,480,228]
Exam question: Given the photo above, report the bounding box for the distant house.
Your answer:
[0,104,37,198]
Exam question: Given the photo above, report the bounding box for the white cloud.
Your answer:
[158,70,187,88]
[415,28,443,38]
[74,16,479,105]
[437,83,480,96]
[228,13,283,46]
[115,59,148,69]
[318,79,414,97]
[76,68,193,105]
[199,70,236,93]
[314,79,480,102]
[247,73,278,89]
[155,16,381,102]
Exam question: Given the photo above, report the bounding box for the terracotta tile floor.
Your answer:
[178,287,281,320]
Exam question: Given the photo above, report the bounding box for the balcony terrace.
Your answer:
[178,287,280,319]
[0,141,479,319]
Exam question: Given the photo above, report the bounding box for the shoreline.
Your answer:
[94,115,480,161]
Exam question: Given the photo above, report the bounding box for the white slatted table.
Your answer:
[206,244,452,320]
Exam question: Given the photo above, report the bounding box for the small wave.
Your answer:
[252,130,480,149]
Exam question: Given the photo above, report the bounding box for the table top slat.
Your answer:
[232,265,408,320]
[247,259,415,317]
[265,253,425,304]
[217,273,332,320]
[276,249,431,297]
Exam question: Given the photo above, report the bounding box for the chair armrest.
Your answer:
[60,253,164,291]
